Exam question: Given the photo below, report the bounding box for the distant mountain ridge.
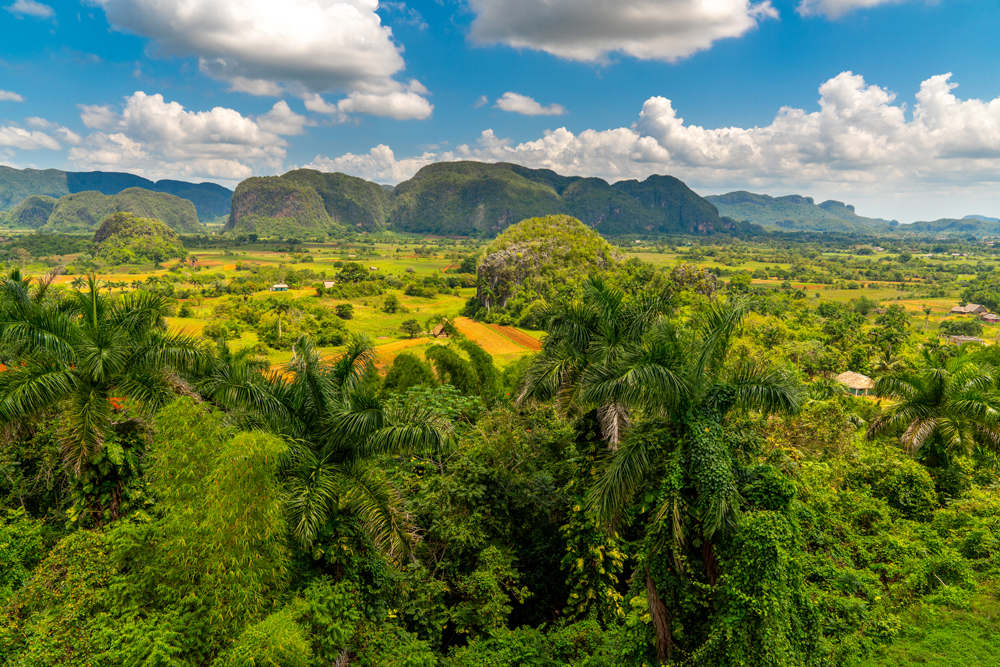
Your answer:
[0,166,233,221]
[227,162,755,238]
[706,191,895,233]
[2,188,203,234]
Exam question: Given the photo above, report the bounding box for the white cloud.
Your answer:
[0,126,61,150]
[468,0,778,62]
[78,104,119,130]
[92,0,432,118]
[69,92,306,182]
[797,0,910,19]
[495,92,566,116]
[0,90,24,102]
[228,77,284,97]
[305,144,438,182]
[303,72,1000,219]
[5,0,54,18]
[472,95,488,108]
[303,79,433,120]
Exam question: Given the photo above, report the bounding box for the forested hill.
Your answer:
[225,169,391,237]
[0,166,233,221]
[706,191,896,233]
[226,162,756,238]
[2,188,203,234]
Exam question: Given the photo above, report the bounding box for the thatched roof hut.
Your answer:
[835,371,874,396]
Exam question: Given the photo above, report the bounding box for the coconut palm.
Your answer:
[867,355,1000,458]
[0,273,208,475]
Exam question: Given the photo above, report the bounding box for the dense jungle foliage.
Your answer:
[4,222,1000,666]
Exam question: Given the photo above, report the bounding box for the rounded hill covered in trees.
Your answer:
[471,214,623,324]
[92,212,186,264]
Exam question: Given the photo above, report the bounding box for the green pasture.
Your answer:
[861,594,1000,667]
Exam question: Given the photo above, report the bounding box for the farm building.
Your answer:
[982,313,1000,323]
[950,303,988,315]
[322,281,336,289]
[270,283,289,292]
[431,322,450,338]
[947,335,985,345]
[835,371,874,397]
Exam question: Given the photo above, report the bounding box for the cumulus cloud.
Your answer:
[302,79,433,120]
[305,144,438,182]
[5,0,53,19]
[468,0,778,62]
[303,71,1000,216]
[495,92,566,116]
[92,0,432,118]
[78,104,119,130]
[0,90,24,102]
[0,126,61,150]
[70,92,307,181]
[797,0,910,19]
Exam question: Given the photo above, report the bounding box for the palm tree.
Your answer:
[0,273,208,476]
[276,336,453,559]
[267,297,293,340]
[517,276,673,444]
[867,355,1000,461]
[197,338,279,427]
[522,296,799,661]
[923,305,933,333]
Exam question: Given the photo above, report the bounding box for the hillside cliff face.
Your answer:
[227,162,737,238]
[0,166,232,221]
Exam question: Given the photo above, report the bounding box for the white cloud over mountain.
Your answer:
[468,0,778,62]
[796,0,911,19]
[70,92,307,181]
[495,93,566,116]
[93,0,432,120]
[304,72,1000,211]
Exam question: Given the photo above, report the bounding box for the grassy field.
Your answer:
[20,236,998,371]
[861,595,1000,667]
[108,239,545,369]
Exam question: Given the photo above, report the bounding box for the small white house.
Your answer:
[322,281,336,289]
[270,283,289,292]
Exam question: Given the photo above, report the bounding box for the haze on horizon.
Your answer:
[1,0,999,224]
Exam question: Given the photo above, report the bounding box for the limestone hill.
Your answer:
[225,170,390,237]
[0,166,232,221]
[706,191,895,233]
[21,188,204,234]
[226,162,747,238]
[92,212,186,264]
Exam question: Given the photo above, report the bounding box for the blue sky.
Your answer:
[1,0,999,222]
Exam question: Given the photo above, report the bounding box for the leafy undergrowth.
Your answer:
[861,592,1000,667]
